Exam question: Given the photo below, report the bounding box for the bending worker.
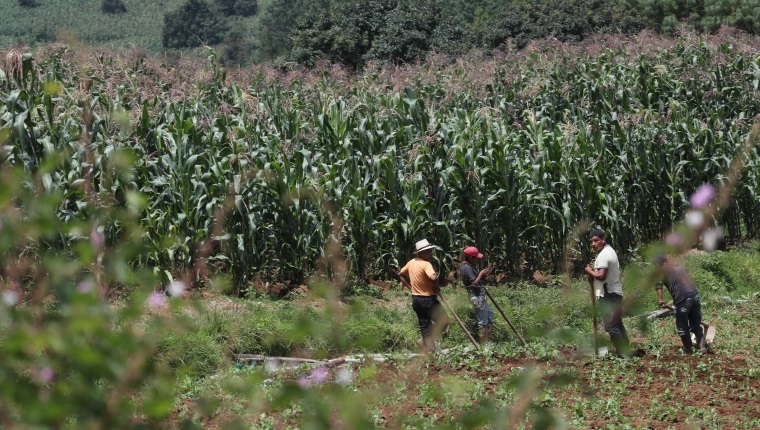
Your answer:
[460,246,494,343]
[653,254,707,354]
[398,239,450,353]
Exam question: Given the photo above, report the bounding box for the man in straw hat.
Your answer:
[398,239,450,353]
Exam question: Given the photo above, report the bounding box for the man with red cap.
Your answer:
[461,246,494,343]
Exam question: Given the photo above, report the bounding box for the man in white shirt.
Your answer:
[584,228,630,356]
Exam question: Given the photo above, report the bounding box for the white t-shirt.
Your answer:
[593,244,623,298]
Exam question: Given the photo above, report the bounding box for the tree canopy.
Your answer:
[162,0,228,49]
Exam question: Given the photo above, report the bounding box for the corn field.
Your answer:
[2,37,759,290]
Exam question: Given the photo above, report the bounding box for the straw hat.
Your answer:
[414,239,435,253]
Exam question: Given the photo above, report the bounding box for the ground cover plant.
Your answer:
[161,246,760,428]
[1,31,760,428]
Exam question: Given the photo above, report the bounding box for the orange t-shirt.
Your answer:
[399,258,437,296]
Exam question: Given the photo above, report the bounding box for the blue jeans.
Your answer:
[675,294,703,339]
[470,292,495,328]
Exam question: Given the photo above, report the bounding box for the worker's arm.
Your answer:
[474,268,490,285]
[655,282,666,308]
[397,272,412,291]
[584,264,608,281]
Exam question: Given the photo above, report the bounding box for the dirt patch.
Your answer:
[169,346,759,428]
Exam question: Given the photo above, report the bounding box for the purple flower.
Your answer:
[297,367,330,388]
[90,229,105,252]
[665,232,683,247]
[77,280,94,293]
[311,367,329,383]
[147,292,167,310]
[690,184,715,208]
[40,367,55,383]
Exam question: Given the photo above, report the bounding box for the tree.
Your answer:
[162,0,228,49]
[367,0,468,63]
[221,25,256,64]
[256,0,331,61]
[290,0,468,68]
[477,0,645,50]
[627,0,706,34]
[102,0,127,14]
[639,0,760,34]
[290,0,396,68]
[214,0,258,16]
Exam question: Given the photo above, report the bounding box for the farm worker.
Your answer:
[584,228,631,356]
[397,239,450,353]
[653,255,707,354]
[460,246,495,343]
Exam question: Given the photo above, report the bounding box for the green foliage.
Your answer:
[4,37,760,284]
[156,323,227,378]
[214,0,258,16]
[162,0,228,48]
[477,0,646,49]
[101,0,127,14]
[0,150,184,426]
[0,0,188,51]
[630,0,760,35]
[291,0,469,68]
[256,0,332,61]
[684,250,760,293]
[290,0,396,68]
[221,23,257,64]
[366,0,470,63]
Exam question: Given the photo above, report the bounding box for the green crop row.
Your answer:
[1,36,759,290]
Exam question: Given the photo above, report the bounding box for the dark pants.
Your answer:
[675,294,703,350]
[412,295,449,347]
[600,293,629,352]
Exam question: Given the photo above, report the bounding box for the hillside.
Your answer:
[0,0,187,50]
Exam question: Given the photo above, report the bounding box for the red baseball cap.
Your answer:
[464,246,483,258]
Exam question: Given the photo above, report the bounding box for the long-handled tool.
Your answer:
[483,288,527,346]
[589,280,598,357]
[438,291,480,350]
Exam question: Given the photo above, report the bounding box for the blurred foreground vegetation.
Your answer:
[1,23,760,429]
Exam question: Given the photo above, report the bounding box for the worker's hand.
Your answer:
[479,268,490,277]
[584,264,594,276]
[658,300,667,309]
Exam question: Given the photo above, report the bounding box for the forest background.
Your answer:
[3,0,760,67]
